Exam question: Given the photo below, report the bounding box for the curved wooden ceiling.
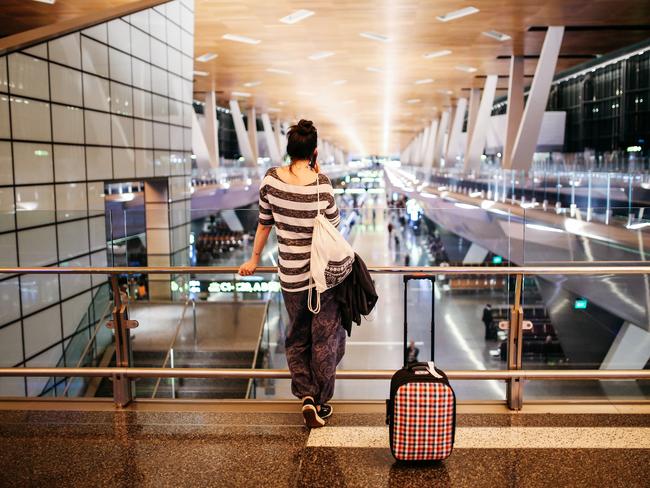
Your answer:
[2,0,650,153]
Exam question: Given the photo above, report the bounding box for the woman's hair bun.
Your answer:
[297,119,315,135]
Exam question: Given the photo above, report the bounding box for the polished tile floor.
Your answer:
[0,406,648,487]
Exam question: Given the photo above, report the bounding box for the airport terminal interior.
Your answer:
[0,0,649,486]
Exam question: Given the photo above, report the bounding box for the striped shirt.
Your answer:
[258,167,341,292]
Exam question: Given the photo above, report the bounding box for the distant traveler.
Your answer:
[482,304,494,340]
[239,119,344,428]
[404,254,410,267]
[387,221,394,240]
[406,340,419,366]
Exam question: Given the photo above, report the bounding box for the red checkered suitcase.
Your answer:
[386,275,456,462]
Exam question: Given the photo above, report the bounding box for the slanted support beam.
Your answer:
[503,56,524,169]
[423,118,439,175]
[464,75,498,172]
[274,118,285,159]
[446,97,467,165]
[203,90,220,168]
[229,100,255,164]
[247,106,259,163]
[261,113,281,163]
[434,109,451,167]
[419,127,431,164]
[465,87,481,158]
[510,26,564,171]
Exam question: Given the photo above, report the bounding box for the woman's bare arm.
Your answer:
[238,223,272,276]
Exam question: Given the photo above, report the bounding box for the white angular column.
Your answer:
[465,87,481,158]
[433,110,451,167]
[463,243,489,264]
[503,56,524,169]
[446,97,467,164]
[191,111,212,174]
[464,75,498,172]
[247,106,259,163]
[229,99,255,164]
[261,113,281,163]
[510,26,564,171]
[423,119,439,175]
[274,118,285,159]
[336,147,345,165]
[600,322,650,369]
[418,127,431,164]
[203,90,220,168]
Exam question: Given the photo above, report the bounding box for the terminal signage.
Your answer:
[207,280,281,293]
[574,298,588,310]
[492,255,503,264]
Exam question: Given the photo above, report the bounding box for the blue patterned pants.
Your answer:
[282,288,346,404]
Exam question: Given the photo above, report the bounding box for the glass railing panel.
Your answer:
[0,205,113,398]
[239,205,514,402]
[522,206,650,264]
[521,273,650,402]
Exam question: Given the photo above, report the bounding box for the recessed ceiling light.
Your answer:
[222,34,261,45]
[243,81,262,87]
[266,68,292,75]
[406,99,421,104]
[359,32,391,43]
[267,107,281,112]
[438,89,453,95]
[332,79,347,85]
[366,67,383,73]
[33,0,56,4]
[415,78,434,85]
[279,9,315,24]
[423,50,452,59]
[231,91,251,97]
[455,65,478,73]
[193,70,209,77]
[277,101,286,105]
[308,51,335,60]
[482,30,511,42]
[196,53,218,62]
[436,6,480,22]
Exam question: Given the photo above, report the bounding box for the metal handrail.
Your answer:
[2,264,649,408]
[1,264,650,275]
[0,367,648,381]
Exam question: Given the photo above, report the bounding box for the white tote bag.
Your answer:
[308,179,355,313]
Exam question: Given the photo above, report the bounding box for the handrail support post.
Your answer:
[506,273,525,410]
[109,275,135,407]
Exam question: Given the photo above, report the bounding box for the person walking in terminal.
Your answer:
[482,303,494,340]
[239,120,345,428]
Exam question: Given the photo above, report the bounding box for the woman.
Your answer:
[239,119,345,428]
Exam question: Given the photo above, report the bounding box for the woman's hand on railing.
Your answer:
[239,258,259,276]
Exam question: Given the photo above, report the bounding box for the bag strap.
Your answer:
[307,275,321,314]
[316,174,322,215]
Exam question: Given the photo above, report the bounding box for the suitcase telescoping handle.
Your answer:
[403,274,436,368]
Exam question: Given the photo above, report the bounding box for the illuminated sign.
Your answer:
[492,255,503,264]
[208,281,281,293]
[172,280,281,294]
[574,298,588,310]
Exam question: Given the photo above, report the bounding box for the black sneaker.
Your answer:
[302,397,325,428]
[318,404,333,419]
